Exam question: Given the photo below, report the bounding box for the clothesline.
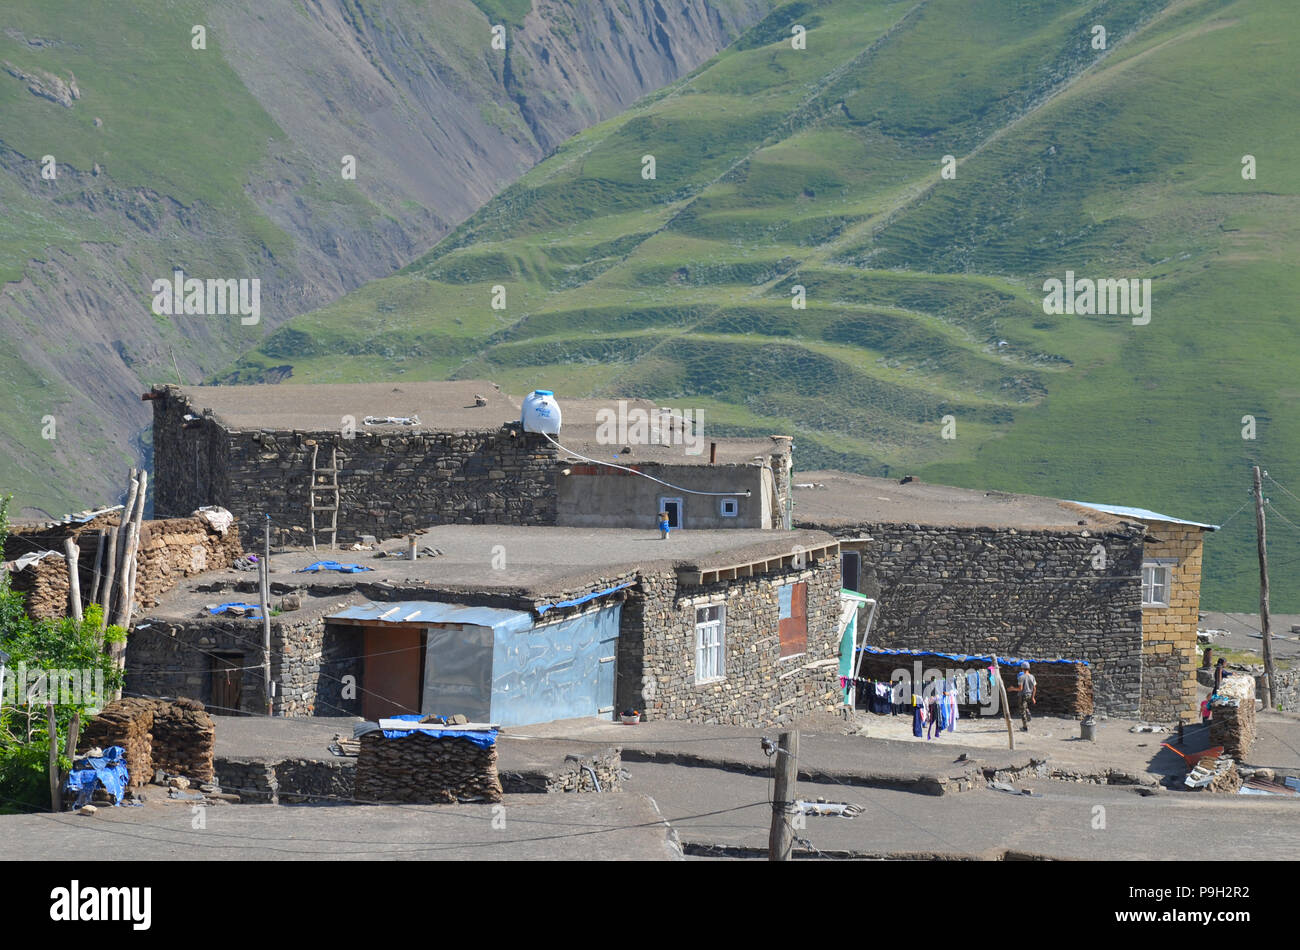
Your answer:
[856,645,1089,667]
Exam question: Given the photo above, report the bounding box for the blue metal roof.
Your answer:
[1068,501,1219,531]
[327,601,533,631]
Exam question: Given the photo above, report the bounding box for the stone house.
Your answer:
[793,472,1216,721]
[126,525,841,727]
[148,381,792,549]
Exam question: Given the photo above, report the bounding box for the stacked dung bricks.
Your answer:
[78,697,216,786]
[148,698,216,781]
[1210,674,1256,759]
[355,730,503,804]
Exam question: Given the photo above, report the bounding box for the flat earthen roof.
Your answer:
[166,382,785,466]
[791,470,1125,533]
[141,525,839,617]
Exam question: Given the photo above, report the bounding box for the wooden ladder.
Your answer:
[309,443,341,552]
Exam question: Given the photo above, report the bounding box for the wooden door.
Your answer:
[209,653,244,715]
[361,626,425,721]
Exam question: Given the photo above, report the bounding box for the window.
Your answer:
[1142,561,1173,607]
[659,497,683,528]
[695,604,725,683]
[719,497,739,518]
[777,581,807,658]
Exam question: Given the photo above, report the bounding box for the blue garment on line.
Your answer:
[912,704,924,738]
[294,560,374,573]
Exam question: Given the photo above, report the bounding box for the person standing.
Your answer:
[658,509,671,540]
[1213,657,1227,692]
[1010,661,1036,732]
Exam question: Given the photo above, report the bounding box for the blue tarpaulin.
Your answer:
[64,745,130,807]
[536,581,634,616]
[379,714,498,749]
[856,646,1088,666]
[294,561,374,573]
[209,602,262,617]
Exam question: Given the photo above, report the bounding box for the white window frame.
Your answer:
[1141,559,1175,607]
[695,603,726,684]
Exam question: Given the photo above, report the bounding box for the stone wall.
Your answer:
[556,462,774,530]
[151,385,559,549]
[1139,523,1205,722]
[5,514,242,620]
[125,609,362,719]
[500,748,627,794]
[618,557,841,725]
[835,522,1144,716]
[355,732,503,803]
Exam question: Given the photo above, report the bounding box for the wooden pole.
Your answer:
[114,469,140,588]
[260,560,272,716]
[47,703,60,812]
[1253,466,1276,709]
[98,522,120,631]
[768,730,798,861]
[88,530,105,608]
[64,538,82,622]
[992,656,1015,751]
[66,710,80,759]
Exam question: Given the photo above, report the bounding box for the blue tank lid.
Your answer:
[533,389,554,396]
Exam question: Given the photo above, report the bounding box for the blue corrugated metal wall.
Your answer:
[490,604,622,727]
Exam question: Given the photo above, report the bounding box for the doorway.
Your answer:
[209,652,245,716]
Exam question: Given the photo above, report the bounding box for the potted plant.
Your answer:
[620,708,640,725]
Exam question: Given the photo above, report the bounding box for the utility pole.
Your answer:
[260,557,272,717]
[48,703,60,812]
[1253,466,1276,709]
[768,730,798,861]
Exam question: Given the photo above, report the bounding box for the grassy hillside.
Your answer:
[225,0,1300,610]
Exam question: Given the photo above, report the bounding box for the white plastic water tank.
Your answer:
[521,389,562,435]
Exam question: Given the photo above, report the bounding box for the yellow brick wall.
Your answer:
[1140,523,1205,721]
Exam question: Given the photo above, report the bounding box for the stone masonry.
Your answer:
[150,385,559,549]
[845,522,1145,716]
[1138,522,1205,722]
[618,557,841,726]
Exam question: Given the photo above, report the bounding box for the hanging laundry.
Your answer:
[912,699,924,738]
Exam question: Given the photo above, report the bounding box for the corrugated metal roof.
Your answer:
[1068,501,1219,531]
[327,601,533,630]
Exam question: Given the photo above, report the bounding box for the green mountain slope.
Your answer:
[226,0,1300,610]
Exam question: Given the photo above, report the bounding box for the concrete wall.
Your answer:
[1138,522,1206,722]
[839,522,1145,716]
[151,386,559,549]
[618,558,841,725]
[556,463,773,529]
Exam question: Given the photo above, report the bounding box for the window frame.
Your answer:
[1141,559,1175,607]
[694,603,726,684]
[777,580,808,660]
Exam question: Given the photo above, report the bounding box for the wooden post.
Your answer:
[47,703,60,812]
[1253,466,1277,709]
[98,522,120,631]
[768,730,798,861]
[114,469,140,590]
[66,710,80,759]
[64,539,82,622]
[88,530,105,609]
[260,560,272,716]
[992,656,1015,751]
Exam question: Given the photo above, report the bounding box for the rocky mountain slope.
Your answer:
[0,0,770,516]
